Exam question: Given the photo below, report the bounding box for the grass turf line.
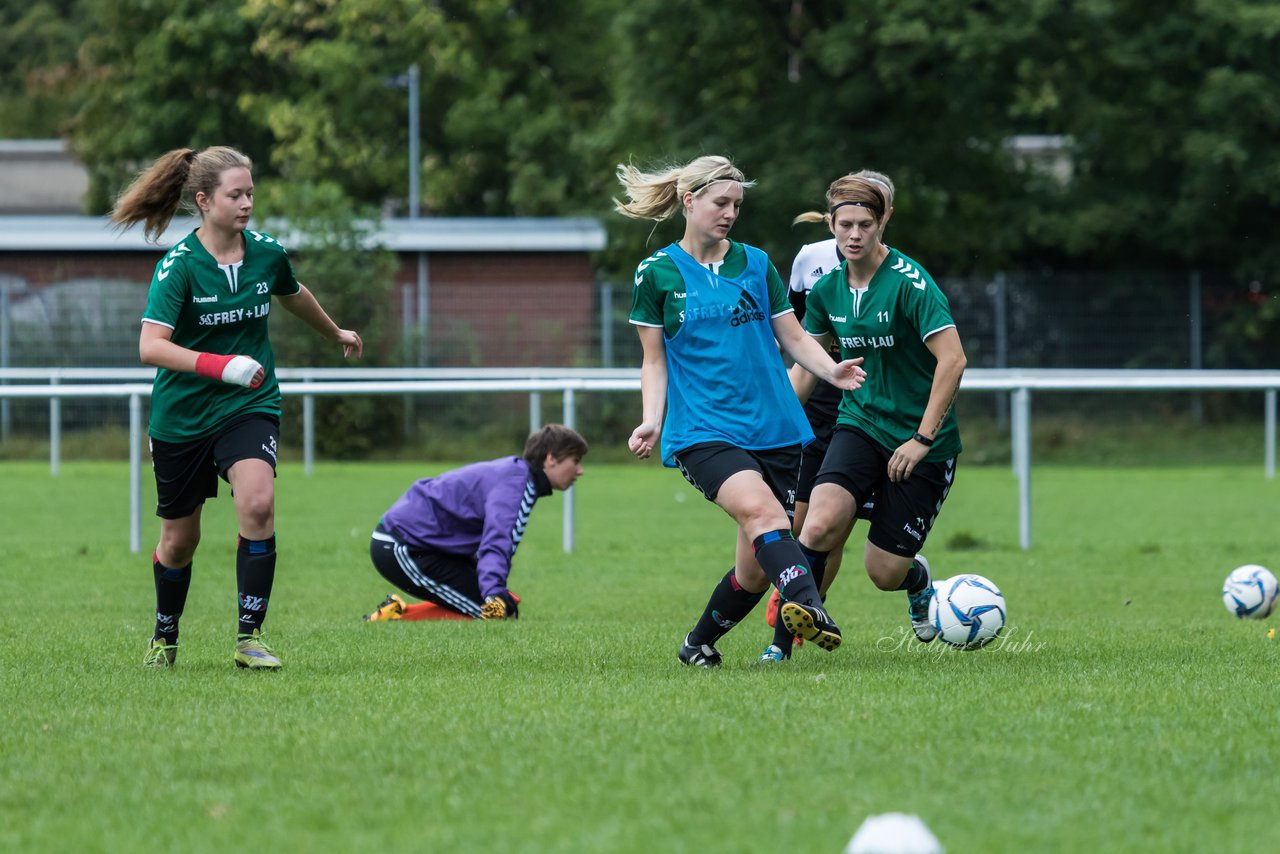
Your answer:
[0,461,1277,852]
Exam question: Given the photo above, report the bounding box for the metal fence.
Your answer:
[600,269,1273,372]
[3,369,1277,555]
[1,268,1276,441]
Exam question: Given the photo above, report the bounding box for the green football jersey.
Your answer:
[141,229,301,442]
[803,247,962,460]
[629,240,792,336]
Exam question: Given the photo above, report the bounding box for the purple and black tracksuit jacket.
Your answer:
[380,456,550,598]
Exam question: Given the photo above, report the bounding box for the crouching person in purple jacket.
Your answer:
[363,424,588,622]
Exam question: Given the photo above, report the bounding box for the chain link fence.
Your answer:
[2,268,1277,459]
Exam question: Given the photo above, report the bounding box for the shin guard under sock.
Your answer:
[753,530,822,606]
[236,534,277,636]
[799,545,829,592]
[688,568,767,647]
[152,554,192,643]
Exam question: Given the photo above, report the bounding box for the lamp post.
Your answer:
[0,278,10,442]
[407,62,420,219]
[406,64,428,366]
[386,64,427,366]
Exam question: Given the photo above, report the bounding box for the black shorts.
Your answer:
[798,430,878,513]
[370,523,484,618]
[796,428,832,504]
[814,425,957,557]
[149,413,280,519]
[674,442,802,516]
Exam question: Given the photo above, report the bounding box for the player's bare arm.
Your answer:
[773,312,864,391]
[140,321,265,388]
[629,325,667,459]
[887,327,966,482]
[277,284,363,358]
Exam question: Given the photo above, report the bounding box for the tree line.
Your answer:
[4,0,1280,283]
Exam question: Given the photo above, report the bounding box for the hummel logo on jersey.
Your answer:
[634,251,667,287]
[156,244,190,281]
[891,258,926,290]
[777,565,808,588]
[193,295,218,303]
[828,314,847,323]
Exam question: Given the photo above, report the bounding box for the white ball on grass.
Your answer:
[845,812,943,854]
[928,573,1007,650]
[1222,564,1278,619]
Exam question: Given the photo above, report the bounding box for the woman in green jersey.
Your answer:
[763,169,896,662]
[110,146,362,670]
[789,173,967,649]
[616,154,866,666]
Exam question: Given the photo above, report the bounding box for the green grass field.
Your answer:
[2,460,1278,852]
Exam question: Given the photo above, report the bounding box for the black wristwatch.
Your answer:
[911,432,935,447]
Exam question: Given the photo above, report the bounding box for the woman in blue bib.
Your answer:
[616,155,866,666]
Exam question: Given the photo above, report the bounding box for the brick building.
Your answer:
[0,215,606,368]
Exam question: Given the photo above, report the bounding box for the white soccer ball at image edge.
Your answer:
[928,573,1007,650]
[1221,564,1278,620]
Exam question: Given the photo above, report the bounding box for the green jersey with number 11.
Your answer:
[141,229,301,442]
[803,247,962,461]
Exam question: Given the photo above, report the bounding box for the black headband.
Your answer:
[688,177,740,195]
[829,200,883,218]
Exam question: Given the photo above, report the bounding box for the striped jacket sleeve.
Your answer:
[475,464,539,598]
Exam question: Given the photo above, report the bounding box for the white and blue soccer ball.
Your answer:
[1221,564,1278,620]
[928,573,1007,650]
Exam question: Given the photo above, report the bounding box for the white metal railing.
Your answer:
[2,368,1278,553]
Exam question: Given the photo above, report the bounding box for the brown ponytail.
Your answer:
[110,146,253,242]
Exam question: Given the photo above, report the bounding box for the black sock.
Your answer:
[896,558,928,595]
[236,534,277,637]
[688,568,766,647]
[799,545,829,591]
[753,530,821,606]
[770,546,831,654]
[152,553,192,644]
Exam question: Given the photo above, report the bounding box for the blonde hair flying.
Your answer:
[613,155,756,221]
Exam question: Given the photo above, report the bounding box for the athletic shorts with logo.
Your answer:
[369,522,484,619]
[814,425,957,557]
[149,413,279,519]
[798,427,878,513]
[674,441,802,516]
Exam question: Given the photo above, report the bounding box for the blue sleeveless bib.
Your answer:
[659,242,813,466]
